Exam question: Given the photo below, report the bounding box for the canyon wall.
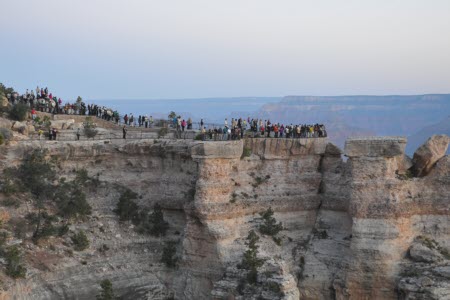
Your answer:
[0,135,448,299]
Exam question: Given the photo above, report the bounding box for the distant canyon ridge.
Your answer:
[255,95,450,154]
[96,94,450,155]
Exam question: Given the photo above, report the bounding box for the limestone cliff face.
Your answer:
[335,137,449,300]
[0,136,448,299]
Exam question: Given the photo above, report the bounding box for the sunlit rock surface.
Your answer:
[0,134,448,300]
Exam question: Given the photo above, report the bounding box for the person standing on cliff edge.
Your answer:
[123,126,127,139]
[52,128,58,140]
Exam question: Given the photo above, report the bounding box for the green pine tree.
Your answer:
[259,207,283,236]
[113,189,140,224]
[239,230,265,284]
[96,279,115,300]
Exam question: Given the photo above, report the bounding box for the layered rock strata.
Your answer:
[0,135,448,300]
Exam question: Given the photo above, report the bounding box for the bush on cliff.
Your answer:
[72,230,90,251]
[241,146,252,158]
[34,115,52,129]
[26,212,68,240]
[259,207,283,245]
[158,127,168,138]
[113,188,140,224]
[74,168,100,189]
[2,149,56,240]
[83,117,98,139]
[96,279,116,300]
[238,230,265,284]
[161,241,178,268]
[137,203,169,237]
[9,102,29,121]
[5,246,27,279]
[54,177,92,220]
[113,186,170,236]
[0,235,27,280]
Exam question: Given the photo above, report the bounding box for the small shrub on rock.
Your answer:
[26,212,66,241]
[113,189,140,224]
[96,279,116,300]
[71,230,89,251]
[9,103,29,121]
[5,246,27,278]
[34,116,52,129]
[158,127,168,138]
[241,147,252,158]
[161,241,178,268]
[83,117,98,139]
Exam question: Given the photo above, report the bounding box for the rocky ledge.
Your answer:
[0,135,448,300]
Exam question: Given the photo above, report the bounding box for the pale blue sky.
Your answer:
[1,0,450,100]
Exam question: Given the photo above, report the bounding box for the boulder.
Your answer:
[50,119,75,130]
[12,121,26,129]
[409,243,443,263]
[412,134,450,177]
[67,122,84,130]
[12,121,29,135]
[27,124,36,134]
[10,121,35,136]
[0,117,12,129]
[0,95,9,108]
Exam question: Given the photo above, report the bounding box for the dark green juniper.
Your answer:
[238,230,265,284]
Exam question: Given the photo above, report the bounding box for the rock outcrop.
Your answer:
[11,121,35,136]
[0,135,448,299]
[412,134,450,177]
[0,95,8,108]
[49,119,75,130]
[0,117,12,129]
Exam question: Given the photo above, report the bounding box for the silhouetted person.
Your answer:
[123,126,127,139]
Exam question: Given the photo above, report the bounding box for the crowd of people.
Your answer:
[7,86,84,115]
[197,117,327,141]
[122,114,156,128]
[6,87,123,121]
[6,87,327,141]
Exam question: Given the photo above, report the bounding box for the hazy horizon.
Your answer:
[2,0,450,100]
[91,93,450,101]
